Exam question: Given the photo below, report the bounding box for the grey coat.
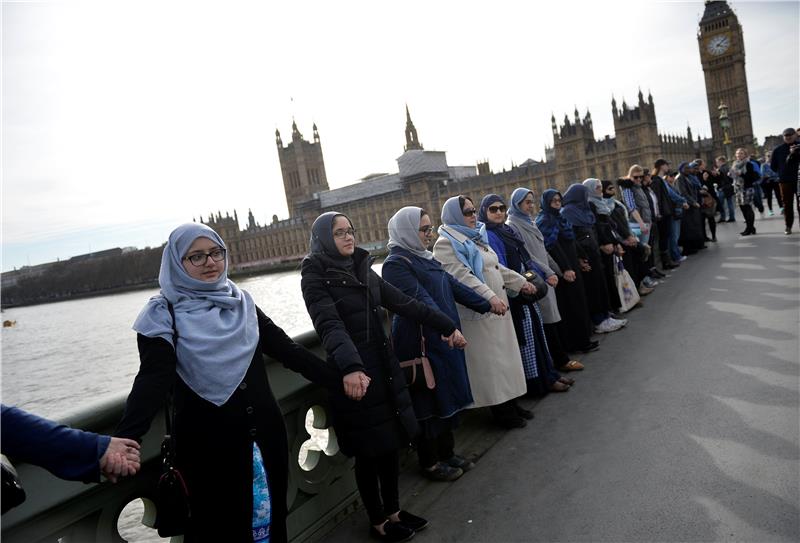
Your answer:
[506,215,562,324]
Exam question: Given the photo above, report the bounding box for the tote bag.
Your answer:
[614,256,640,313]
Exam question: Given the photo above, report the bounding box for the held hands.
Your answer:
[520,282,536,296]
[343,371,370,401]
[563,270,576,282]
[100,438,141,483]
[578,258,592,272]
[600,243,615,255]
[441,329,467,350]
[546,274,558,287]
[683,203,690,209]
[488,296,508,316]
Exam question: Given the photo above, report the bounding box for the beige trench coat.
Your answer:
[432,226,528,408]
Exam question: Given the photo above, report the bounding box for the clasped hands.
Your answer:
[100,437,141,483]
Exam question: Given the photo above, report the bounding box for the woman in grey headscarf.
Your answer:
[301,211,465,541]
[507,188,585,372]
[116,223,336,542]
[382,206,491,482]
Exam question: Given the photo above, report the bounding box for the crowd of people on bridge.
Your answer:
[6,133,798,543]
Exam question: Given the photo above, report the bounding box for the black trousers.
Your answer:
[354,451,400,525]
[740,204,755,232]
[416,430,455,469]
[705,215,717,239]
[544,322,569,367]
[763,182,783,211]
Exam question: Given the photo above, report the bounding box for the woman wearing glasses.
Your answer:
[300,211,465,542]
[432,195,537,429]
[382,206,491,482]
[116,223,336,543]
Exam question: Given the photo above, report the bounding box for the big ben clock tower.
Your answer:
[698,0,754,155]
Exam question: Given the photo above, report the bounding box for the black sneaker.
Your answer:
[512,402,534,420]
[575,340,600,353]
[496,415,527,429]
[446,454,476,472]
[421,462,463,482]
[397,511,429,532]
[371,521,415,542]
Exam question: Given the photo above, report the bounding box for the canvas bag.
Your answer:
[614,255,640,313]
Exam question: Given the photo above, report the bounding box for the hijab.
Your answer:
[132,223,259,406]
[309,211,354,269]
[583,178,615,216]
[479,193,534,269]
[508,188,548,246]
[387,206,433,260]
[438,195,487,282]
[508,187,534,224]
[535,189,575,248]
[560,183,596,227]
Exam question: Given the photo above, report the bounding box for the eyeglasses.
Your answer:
[333,227,356,239]
[551,197,562,202]
[418,225,434,234]
[487,204,507,214]
[184,248,226,267]
[462,208,477,217]
[631,175,644,180]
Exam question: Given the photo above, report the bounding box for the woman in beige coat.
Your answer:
[433,195,536,428]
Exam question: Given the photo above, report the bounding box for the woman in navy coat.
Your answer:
[382,207,491,482]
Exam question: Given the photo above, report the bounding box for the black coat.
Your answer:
[300,248,456,458]
[650,176,674,218]
[770,142,800,183]
[115,308,335,543]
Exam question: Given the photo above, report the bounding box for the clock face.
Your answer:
[707,34,731,56]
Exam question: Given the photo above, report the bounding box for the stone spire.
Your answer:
[404,105,423,151]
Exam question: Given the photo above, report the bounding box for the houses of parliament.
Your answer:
[204,0,754,271]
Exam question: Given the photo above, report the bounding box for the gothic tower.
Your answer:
[697,0,754,154]
[276,120,329,217]
[404,105,423,151]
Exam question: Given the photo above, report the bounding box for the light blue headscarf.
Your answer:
[133,223,259,406]
[509,187,534,223]
[438,196,487,282]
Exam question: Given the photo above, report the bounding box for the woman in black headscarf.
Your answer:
[300,211,465,542]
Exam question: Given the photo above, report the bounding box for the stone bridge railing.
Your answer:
[1,330,357,543]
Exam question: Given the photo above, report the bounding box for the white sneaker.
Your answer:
[609,317,628,327]
[642,277,658,288]
[594,319,620,334]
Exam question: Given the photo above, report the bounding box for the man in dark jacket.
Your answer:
[651,159,676,268]
[715,155,736,222]
[770,127,800,234]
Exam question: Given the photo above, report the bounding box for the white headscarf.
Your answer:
[387,206,433,260]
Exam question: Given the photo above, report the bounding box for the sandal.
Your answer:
[559,360,584,372]
[558,376,576,386]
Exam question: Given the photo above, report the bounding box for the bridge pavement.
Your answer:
[319,213,800,543]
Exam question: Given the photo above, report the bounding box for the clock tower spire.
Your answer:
[698,0,754,156]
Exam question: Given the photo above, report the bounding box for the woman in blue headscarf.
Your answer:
[479,193,573,394]
[116,223,337,543]
[433,195,537,429]
[560,184,626,334]
[535,189,597,352]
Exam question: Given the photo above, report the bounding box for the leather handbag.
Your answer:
[1,454,26,514]
[154,303,191,537]
[521,270,548,302]
[399,329,435,389]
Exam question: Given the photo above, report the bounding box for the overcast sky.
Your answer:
[2,0,798,271]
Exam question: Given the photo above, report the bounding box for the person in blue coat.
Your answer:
[1,404,141,512]
[382,206,491,482]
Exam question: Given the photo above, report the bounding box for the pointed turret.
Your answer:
[313,122,320,143]
[404,105,423,151]
[638,87,644,104]
[551,113,558,137]
[275,128,282,147]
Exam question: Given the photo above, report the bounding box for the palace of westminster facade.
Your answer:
[203,0,755,270]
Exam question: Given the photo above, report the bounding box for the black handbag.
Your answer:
[1,454,26,514]
[520,270,548,302]
[154,401,191,537]
[154,302,191,537]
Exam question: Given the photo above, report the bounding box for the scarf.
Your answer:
[438,195,487,282]
[583,178,615,216]
[387,206,433,260]
[479,193,535,270]
[309,211,355,271]
[133,223,259,406]
[561,183,596,227]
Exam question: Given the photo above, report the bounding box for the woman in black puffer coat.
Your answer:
[300,211,465,542]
